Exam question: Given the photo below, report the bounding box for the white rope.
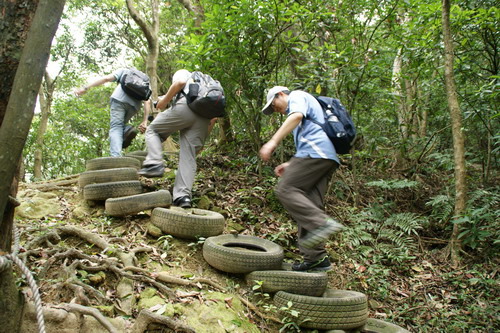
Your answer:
[0,225,46,333]
[6,253,46,333]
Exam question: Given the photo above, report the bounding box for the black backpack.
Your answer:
[120,68,152,101]
[180,71,226,119]
[307,95,356,154]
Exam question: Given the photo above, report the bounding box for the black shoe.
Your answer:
[122,125,138,148]
[292,256,332,272]
[173,196,191,208]
[138,164,165,178]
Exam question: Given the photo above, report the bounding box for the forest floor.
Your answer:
[11,148,499,333]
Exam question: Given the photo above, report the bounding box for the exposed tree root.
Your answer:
[21,176,79,192]
[15,219,279,331]
[55,303,119,333]
[23,230,60,250]
[131,309,196,333]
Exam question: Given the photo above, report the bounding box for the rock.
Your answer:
[137,288,165,311]
[15,189,61,219]
[197,195,212,210]
[147,223,163,238]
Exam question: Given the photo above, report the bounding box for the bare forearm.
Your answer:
[157,80,186,110]
[75,74,115,96]
[269,112,303,145]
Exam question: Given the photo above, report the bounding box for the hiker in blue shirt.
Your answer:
[75,68,151,156]
[259,86,344,272]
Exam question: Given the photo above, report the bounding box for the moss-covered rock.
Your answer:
[147,223,164,238]
[137,288,166,311]
[181,291,260,332]
[197,195,212,210]
[226,220,246,233]
[15,189,61,219]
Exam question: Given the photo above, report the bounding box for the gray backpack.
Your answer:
[180,71,226,119]
[120,68,152,101]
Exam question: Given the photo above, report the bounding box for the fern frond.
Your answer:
[385,212,424,235]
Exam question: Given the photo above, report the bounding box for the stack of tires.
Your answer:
[201,234,410,332]
[79,156,172,216]
[201,234,369,331]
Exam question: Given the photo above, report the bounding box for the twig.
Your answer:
[237,295,282,324]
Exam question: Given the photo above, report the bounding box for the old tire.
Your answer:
[105,190,172,216]
[124,154,146,164]
[359,318,410,333]
[78,168,138,188]
[83,180,142,201]
[126,150,148,157]
[151,207,225,239]
[203,234,284,274]
[246,270,328,296]
[86,157,141,171]
[274,289,368,330]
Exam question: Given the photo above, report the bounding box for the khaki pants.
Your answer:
[275,157,338,262]
[143,102,209,201]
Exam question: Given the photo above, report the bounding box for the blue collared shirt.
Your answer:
[287,90,339,164]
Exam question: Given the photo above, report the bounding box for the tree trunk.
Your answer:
[0,0,39,252]
[125,0,160,98]
[0,0,65,330]
[0,0,64,224]
[392,48,408,140]
[442,0,466,266]
[33,72,54,180]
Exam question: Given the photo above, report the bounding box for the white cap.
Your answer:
[262,86,289,115]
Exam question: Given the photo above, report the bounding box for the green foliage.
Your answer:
[426,187,500,253]
[157,235,174,252]
[455,189,500,252]
[187,236,206,250]
[426,194,454,226]
[24,86,122,179]
[278,301,301,333]
[344,210,423,266]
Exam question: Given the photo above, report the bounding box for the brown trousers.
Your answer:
[275,157,338,262]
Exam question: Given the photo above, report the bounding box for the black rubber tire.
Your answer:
[126,150,148,157]
[274,289,368,330]
[151,207,225,239]
[78,168,138,188]
[85,157,141,171]
[246,270,328,296]
[359,318,410,333]
[83,180,143,201]
[105,190,172,216]
[124,154,146,164]
[203,234,284,274]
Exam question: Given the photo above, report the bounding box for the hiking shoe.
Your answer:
[173,196,191,208]
[138,164,165,178]
[122,125,138,148]
[292,256,332,272]
[301,218,344,249]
